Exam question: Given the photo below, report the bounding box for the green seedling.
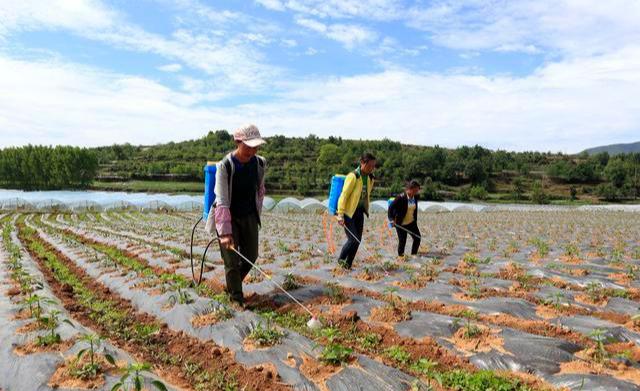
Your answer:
[198,303,234,322]
[462,253,480,265]
[410,358,438,376]
[318,326,342,342]
[324,281,347,304]
[585,281,606,302]
[111,362,168,391]
[383,286,399,302]
[382,259,399,271]
[358,333,381,351]
[609,248,624,265]
[516,273,534,290]
[167,282,194,306]
[453,317,482,339]
[247,312,285,347]
[22,294,55,320]
[72,334,116,379]
[275,239,289,253]
[543,292,566,310]
[530,238,549,257]
[384,345,411,365]
[589,328,610,363]
[317,343,353,365]
[564,243,580,258]
[37,309,74,346]
[282,273,300,290]
[133,324,160,344]
[467,278,482,299]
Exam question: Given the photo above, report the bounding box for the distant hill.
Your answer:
[582,141,640,155]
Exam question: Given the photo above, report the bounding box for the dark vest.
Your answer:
[230,155,258,217]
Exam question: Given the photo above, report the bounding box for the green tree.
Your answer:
[531,181,549,204]
[604,159,627,188]
[512,177,525,200]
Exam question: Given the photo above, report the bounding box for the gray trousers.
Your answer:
[219,212,259,303]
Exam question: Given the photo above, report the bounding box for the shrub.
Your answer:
[469,185,488,200]
[455,187,471,201]
[531,181,549,204]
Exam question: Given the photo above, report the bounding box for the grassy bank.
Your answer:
[90,180,203,194]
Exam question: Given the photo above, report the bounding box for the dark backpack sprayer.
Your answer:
[189,162,218,285]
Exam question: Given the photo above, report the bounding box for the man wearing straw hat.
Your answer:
[207,124,267,307]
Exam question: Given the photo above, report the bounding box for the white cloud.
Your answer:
[255,0,286,12]
[281,38,298,47]
[405,0,640,56]
[0,55,237,147]
[256,0,403,21]
[295,17,327,33]
[0,0,281,94]
[0,0,116,37]
[157,63,182,72]
[2,46,639,152]
[295,17,376,49]
[325,24,377,49]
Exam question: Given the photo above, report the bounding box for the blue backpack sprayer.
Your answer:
[189,162,217,286]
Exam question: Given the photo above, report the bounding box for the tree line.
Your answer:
[93,130,640,202]
[1,132,639,202]
[0,145,98,190]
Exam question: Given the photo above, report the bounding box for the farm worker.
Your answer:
[336,152,376,269]
[206,124,267,307]
[387,180,421,257]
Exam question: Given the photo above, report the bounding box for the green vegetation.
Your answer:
[111,362,168,391]
[91,180,202,194]
[72,334,116,380]
[588,328,610,363]
[324,281,347,304]
[318,343,354,365]
[281,272,300,290]
[0,145,98,190]
[246,313,285,347]
[36,308,74,346]
[3,131,640,203]
[435,370,535,391]
[384,345,412,365]
[17,222,239,391]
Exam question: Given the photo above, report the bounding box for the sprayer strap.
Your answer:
[224,158,232,188]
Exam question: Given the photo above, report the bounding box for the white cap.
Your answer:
[233,124,266,147]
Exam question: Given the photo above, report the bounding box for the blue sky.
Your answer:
[1,0,639,152]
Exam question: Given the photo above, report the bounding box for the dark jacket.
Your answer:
[388,192,419,225]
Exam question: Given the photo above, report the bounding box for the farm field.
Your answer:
[2,210,640,390]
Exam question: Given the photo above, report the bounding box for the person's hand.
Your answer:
[336,215,345,226]
[219,235,235,250]
[387,220,394,229]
